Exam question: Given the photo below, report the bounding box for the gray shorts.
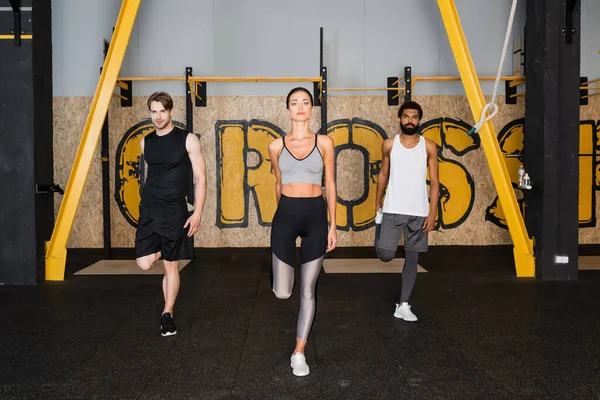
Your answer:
[377,213,428,253]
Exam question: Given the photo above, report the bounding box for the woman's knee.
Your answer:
[273,286,292,300]
[300,284,315,301]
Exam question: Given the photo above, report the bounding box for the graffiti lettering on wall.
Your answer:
[215,119,389,230]
[419,118,479,230]
[114,117,600,231]
[215,120,283,228]
[215,117,479,231]
[485,119,600,229]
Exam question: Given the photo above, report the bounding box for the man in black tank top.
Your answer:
[135,92,207,337]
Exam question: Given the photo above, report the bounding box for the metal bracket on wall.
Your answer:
[580,76,588,105]
[103,39,132,107]
[404,66,412,103]
[563,0,578,45]
[314,27,325,107]
[119,79,132,107]
[194,80,207,107]
[36,184,65,195]
[0,1,32,45]
[579,76,600,105]
[9,0,20,45]
[386,77,401,106]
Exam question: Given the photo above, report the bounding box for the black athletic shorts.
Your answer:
[271,194,328,266]
[135,201,193,261]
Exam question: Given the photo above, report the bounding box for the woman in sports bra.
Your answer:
[267,87,337,376]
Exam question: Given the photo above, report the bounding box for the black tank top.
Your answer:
[141,126,190,206]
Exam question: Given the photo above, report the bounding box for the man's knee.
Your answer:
[163,260,179,274]
[136,251,160,271]
[136,258,154,271]
[377,247,395,262]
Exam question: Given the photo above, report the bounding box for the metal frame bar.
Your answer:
[8,0,21,45]
[321,66,327,133]
[45,0,141,281]
[437,0,535,277]
[101,38,112,261]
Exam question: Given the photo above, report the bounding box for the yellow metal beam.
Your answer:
[0,34,32,39]
[45,0,141,281]
[437,0,535,277]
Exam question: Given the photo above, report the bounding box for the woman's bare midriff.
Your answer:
[281,183,322,198]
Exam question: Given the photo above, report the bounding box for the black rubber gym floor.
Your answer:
[1,246,599,399]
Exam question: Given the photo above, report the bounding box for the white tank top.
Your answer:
[382,134,429,217]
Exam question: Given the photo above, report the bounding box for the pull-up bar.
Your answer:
[189,76,322,83]
[328,87,404,91]
[114,75,325,107]
[414,75,524,82]
[117,76,322,83]
[400,67,527,104]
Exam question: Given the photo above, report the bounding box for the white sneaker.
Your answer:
[375,208,383,224]
[290,352,310,376]
[394,303,418,322]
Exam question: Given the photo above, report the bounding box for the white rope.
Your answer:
[469,0,519,136]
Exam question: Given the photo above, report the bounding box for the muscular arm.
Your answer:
[268,138,283,204]
[424,139,440,232]
[376,138,393,210]
[184,134,206,235]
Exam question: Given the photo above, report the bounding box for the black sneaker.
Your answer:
[160,312,177,336]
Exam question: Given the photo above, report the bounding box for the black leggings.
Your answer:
[271,194,328,266]
[271,194,328,340]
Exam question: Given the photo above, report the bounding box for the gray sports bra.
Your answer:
[278,134,324,185]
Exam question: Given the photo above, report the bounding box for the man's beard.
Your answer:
[153,117,171,130]
[400,122,419,135]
